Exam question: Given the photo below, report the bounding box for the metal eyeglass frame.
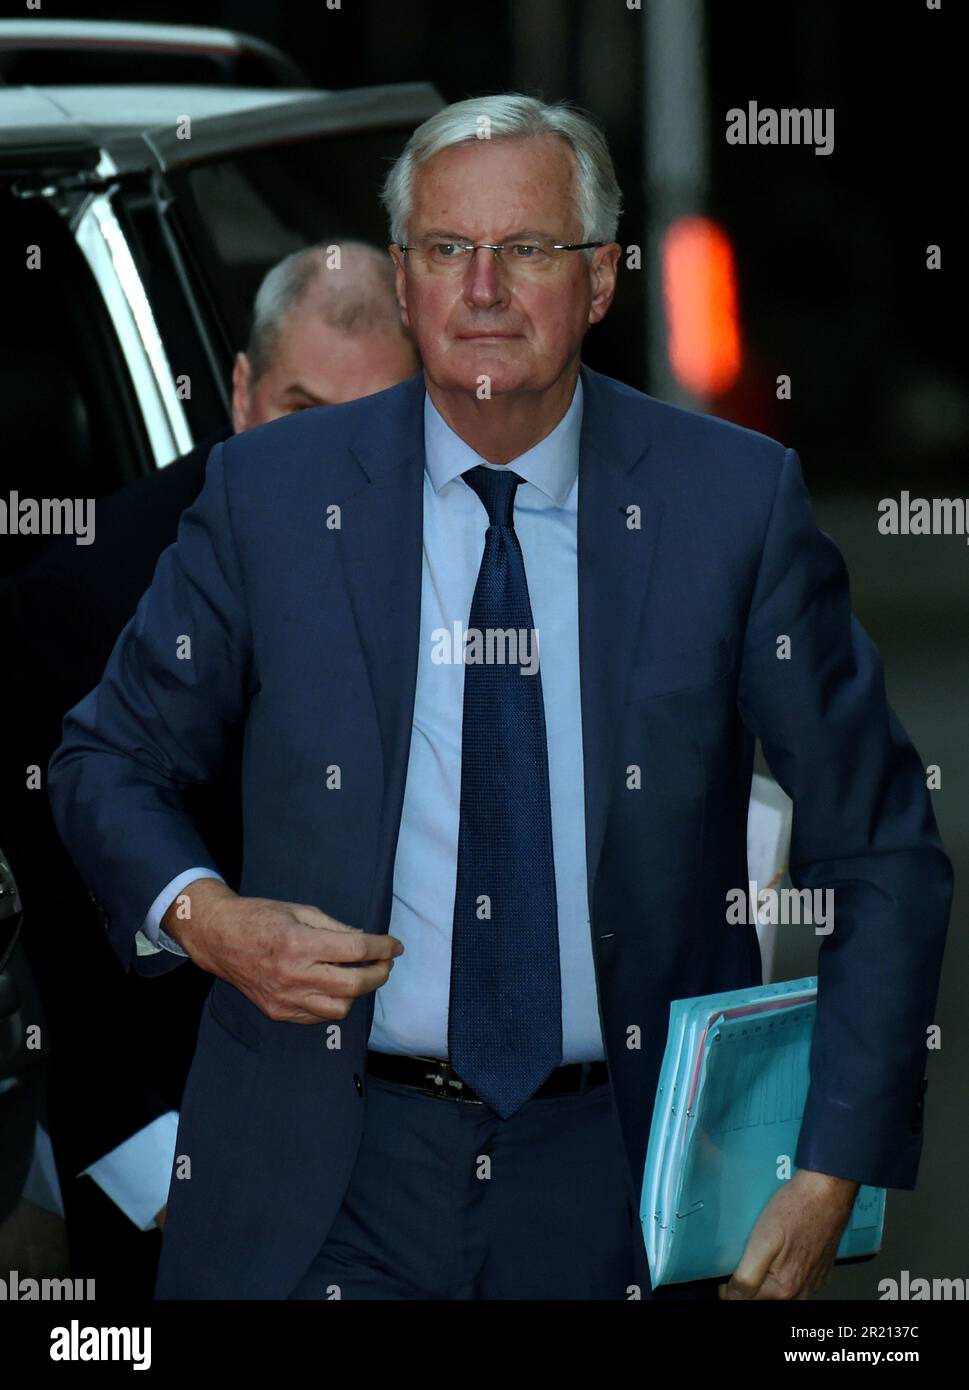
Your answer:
[397,239,606,263]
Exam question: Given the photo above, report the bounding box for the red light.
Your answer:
[662,217,743,396]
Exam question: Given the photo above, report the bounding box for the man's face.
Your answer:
[232,311,419,431]
[389,135,620,398]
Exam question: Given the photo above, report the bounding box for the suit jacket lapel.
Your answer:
[576,363,662,917]
[328,371,426,934]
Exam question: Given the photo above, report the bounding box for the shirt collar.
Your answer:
[423,372,583,509]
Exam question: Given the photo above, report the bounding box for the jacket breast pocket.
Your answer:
[207,978,267,1053]
[625,636,734,703]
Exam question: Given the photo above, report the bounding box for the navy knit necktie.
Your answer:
[447,464,562,1118]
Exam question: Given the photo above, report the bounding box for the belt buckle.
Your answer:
[418,1057,478,1102]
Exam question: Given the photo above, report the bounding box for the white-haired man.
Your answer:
[48,97,951,1302]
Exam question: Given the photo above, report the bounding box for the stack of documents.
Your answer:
[640,977,887,1289]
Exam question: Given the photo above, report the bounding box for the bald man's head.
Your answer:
[232,241,420,431]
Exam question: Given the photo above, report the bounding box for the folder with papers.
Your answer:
[640,977,886,1289]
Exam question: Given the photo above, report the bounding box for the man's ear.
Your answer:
[588,243,622,327]
[388,245,411,330]
[231,352,252,433]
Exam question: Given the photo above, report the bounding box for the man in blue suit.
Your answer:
[47,94,952,1301]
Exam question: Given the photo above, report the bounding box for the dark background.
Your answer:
[0,0,963,1300]
[3,0,960,487]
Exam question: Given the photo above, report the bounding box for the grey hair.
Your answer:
[246,241,407,382]
[380,93,623,253]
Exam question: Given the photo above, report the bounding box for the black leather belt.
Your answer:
[366,1050,608,1104]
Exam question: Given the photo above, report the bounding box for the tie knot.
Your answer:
[462,465,523,529]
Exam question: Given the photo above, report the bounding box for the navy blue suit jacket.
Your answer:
[48,364,952,1299]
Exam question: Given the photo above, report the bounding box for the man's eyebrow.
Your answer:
[418,229,473,242]
[419,227,558,242]
[283,384,328,405]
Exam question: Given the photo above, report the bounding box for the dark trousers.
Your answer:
[288,1069,719,1301]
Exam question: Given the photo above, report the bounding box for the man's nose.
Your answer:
[462,247,509,307]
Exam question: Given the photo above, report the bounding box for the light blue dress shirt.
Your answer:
[102,373,603,1222]
[370,373,603,1062]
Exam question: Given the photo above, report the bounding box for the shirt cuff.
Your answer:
[80,1111,179,1231]
[141,867,226,954]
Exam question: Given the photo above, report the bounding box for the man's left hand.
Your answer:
[718,1168,860,1300]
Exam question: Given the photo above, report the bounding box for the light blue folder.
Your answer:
[640,977,886,1288]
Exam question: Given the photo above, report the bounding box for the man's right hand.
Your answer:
[160,878,404,1024]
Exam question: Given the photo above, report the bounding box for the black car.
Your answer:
[0,19,442,583]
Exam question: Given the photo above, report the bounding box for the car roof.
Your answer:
[0,19,309,86]
[0,82,443,177]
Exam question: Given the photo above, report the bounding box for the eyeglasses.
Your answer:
[397,235,605,276]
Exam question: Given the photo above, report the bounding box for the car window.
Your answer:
[116,187,231,441]
[169,127,413,355]
[0,191,152,583]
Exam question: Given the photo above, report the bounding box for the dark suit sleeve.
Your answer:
[47,440,255,975]
[736,447,953,1190]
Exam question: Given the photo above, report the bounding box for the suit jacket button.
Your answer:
[353,1073,364,1097]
